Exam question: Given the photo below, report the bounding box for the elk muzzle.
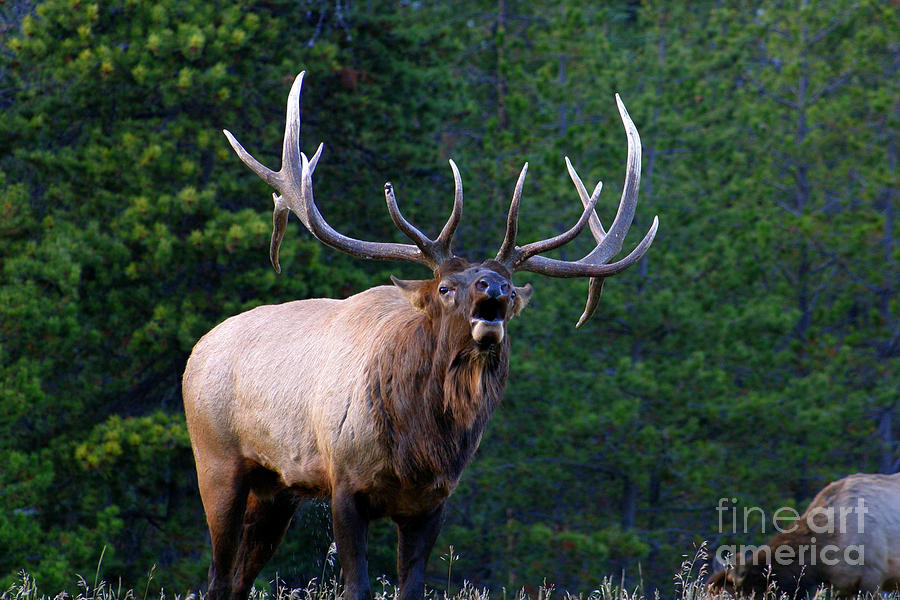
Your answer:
[470,274,513,347]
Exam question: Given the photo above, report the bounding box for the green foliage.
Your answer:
[1,0,898,596]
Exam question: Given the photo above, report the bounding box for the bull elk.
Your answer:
[182,71,658,600]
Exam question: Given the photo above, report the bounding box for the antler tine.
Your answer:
[383,182,437,256]
[306,143,324,180]
[435,159,464,256]
[495,163,529,264]
[223,129,279,188]
[565,156,605,241]
[382,160,465,266]
[582,94,642,265]
[270,194,290,273]
[576,278,605,329]
[222,70,306,191]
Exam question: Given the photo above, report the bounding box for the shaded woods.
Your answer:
[0,0,897,596]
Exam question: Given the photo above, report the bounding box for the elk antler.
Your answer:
[495,94,659,327]
[223,71,463,272]
[223,72,657,326]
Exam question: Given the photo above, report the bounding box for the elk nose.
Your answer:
[476,278,509,299]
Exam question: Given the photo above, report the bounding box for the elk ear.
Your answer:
[511,283,533,317]
[391,276,431,312]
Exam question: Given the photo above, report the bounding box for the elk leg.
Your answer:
[331,488,372,600]
[395,503,444,600]
[197,462,250,600]
[231,490,300,599]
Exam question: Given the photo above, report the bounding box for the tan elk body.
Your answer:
[708,473,900,598]
[182,71,657,600]
[184,273,524,514]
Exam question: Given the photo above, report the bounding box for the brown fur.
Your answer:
[183,258,531,600]
[366,292,508,488]
[707,473,900,598]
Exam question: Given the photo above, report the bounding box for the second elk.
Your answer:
[708,473,900,598]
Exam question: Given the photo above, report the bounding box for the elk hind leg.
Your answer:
[231,489,300,598]
[197,462,250,600]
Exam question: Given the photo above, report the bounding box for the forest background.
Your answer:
[1,0,898,597]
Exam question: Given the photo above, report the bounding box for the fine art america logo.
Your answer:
[713,497,868,566]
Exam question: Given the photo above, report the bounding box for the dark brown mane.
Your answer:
[368,279,511,486]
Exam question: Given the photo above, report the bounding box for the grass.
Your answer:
[2,545,897,600]
[0,571,666,600]
[4,570,894,600]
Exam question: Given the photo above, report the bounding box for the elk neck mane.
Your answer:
[365,279,511,486]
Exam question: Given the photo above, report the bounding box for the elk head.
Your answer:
[223,71,658,329]
[391,259,530,350]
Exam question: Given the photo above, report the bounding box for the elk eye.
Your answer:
[511,290,517,299]
[439,286,451,295]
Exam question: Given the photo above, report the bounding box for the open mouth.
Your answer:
[470,298,506,346]
[471,298,505,324]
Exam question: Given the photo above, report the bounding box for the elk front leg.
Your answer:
[395,503,444,600]
[331,488,372,600]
